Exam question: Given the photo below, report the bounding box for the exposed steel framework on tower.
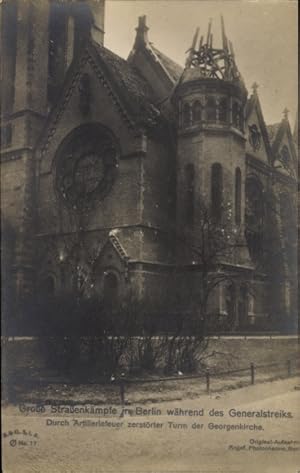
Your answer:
[185,16,241,81]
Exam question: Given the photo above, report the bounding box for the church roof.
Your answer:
[128,15,183,93]
[266,115,298,167]
[91,42,162,127]
[150,45,183,82]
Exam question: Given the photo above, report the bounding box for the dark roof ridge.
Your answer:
[90,40,164,128]
[150,44,183,82]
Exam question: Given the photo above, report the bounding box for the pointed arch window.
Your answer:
[279,193,297,269]
[245,177,264,262]
[219,98,228,123]
[235,167,242,225]
[192,101,202,123]
[2,0,17,113]
[41,275,55,297]
[206,97,217,122]
[232,102,244,131]
[48,2,69,103]
[225,282,237,325]
[211,163,223,222]
[280,145,291,165]
[183,103,191,127]
[185,164,195,224]
[238,284,249,326]
[239,107,244,132]
[103,272,119,310]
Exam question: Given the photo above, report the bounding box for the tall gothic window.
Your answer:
[235,168,242,225]
[48,2,69,103]
[279,193,297,269]
[183,103,191,127]
[226,283,236,318]
[1,0,17,114]
[211,163,223,222]
[238,285,249,327]
[245,177,264,262]
[185,164,195,224]
[206,97,217,122]
[192,101,202,123]
[219,98,227,123]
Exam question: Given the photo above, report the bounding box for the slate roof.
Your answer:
[151,45,183,83]
[266,123,281,145]
[92,42,162,127]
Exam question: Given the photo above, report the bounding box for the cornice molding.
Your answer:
[0,147,34,162]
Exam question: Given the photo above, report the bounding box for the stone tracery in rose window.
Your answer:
[55,124,119,212]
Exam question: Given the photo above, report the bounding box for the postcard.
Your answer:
[1,1,299,472]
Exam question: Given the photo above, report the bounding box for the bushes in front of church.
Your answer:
[6,293,210,379]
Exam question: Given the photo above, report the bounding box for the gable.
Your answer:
[38,42,163,174]
[96,239,128,274]
[38,54,147,174]
[245,100,270,163]
[270,123,297,178]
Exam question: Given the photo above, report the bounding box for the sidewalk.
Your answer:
[3,377,300,473]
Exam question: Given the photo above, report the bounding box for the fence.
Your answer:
[116,358,299,405]
[4,358,299,405]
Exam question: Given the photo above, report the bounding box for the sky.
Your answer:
[104,0,298,129]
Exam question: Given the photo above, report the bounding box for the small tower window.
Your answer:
[211,163,223,222]
[192,101,202,123]
[219,98,228,123]
[235,167,242,225]
[185,164,195,224]
[232,102,240,129]
[183,103,191,127]
[206,97,217,122]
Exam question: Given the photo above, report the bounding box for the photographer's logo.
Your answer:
[2,429,39,448]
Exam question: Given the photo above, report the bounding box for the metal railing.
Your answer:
[4,358,299,405]
[115,358,299,404]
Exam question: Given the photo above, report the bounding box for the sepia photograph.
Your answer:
[1,0,299,472]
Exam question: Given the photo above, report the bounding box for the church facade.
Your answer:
[1,1,297,333]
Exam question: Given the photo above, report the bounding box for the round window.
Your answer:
[55,124,118,211]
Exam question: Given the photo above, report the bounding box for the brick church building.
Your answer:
[1,1,298,332]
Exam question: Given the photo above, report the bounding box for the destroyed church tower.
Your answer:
[173,18,248,255]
